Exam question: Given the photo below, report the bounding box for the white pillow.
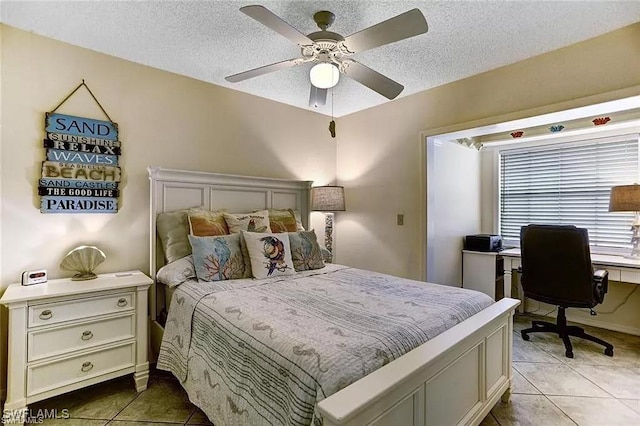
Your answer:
[242,231,295,279]
[223,210,272,234]
[156,255,196,288]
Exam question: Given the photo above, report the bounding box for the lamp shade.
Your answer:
[311,186,345,212]
[309,63,339,89]
[609,184,640,212]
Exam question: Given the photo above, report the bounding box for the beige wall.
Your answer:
[0,25,337,390]
[336,23,640,280]
[0,25,336,286]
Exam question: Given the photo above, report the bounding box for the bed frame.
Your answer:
[148,167,520,426]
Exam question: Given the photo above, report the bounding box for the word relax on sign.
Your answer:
[46,149,118,165]
[38,187,119,197]
[45,113,118,141]
[44,139,121,155]
[41,197,118,213]
[42,162,121,182]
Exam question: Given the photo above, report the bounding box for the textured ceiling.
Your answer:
[2,1,639,117]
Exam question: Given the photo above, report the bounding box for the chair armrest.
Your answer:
[593,269,609,302]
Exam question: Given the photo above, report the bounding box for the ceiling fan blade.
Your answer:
[240,5,313,46]
[342,60,404,100]
[342,8,428,53]
[225,58,304,83]
[309,85,328,107]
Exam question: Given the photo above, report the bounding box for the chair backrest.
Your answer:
[520,224,595,307]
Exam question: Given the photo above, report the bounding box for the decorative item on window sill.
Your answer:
[60,245,106,280]
[455,137,483,150]
[549,125,565,133]
[592,117,611,126]
[609,184,640,259]
[510,131,524,138]
[311,185,346,263]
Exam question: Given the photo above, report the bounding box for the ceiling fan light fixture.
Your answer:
[309,63,339,89]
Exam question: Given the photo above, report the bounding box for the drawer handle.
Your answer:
[117,298,128,307]
[81,361,93,372]
[39,310,53,320]
[81,330,94,341]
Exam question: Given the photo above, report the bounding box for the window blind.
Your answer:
[500,135,639,248]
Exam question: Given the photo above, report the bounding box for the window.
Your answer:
[500,134,639,249]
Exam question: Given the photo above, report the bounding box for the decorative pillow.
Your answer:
[188,234,245,282]
[293,210,305,231]
[157,207,201,263]
[156,255,196,288]
[289,230,325,271]
[267,209,298,233]
[242,231,295,279]
[224,210,271,234]
[188,209,229,237]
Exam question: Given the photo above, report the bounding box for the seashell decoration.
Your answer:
[549,125,565,133]
[592,117,611,126]
[510,131,524,138]
[60,245,106,280]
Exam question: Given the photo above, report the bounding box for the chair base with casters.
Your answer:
[521,306,614,358]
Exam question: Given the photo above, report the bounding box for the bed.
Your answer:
[148,167,520,426]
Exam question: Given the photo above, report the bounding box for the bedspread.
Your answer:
[157,264,493,426]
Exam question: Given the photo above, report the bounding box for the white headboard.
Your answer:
[148,167,312,320]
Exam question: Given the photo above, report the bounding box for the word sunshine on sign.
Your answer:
[40,108,122,213]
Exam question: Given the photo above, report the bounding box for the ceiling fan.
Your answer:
[225,5,429,107]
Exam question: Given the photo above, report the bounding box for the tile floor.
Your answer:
[16,314,640,425]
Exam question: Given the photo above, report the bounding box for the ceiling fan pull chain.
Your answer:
[329,88,336,138]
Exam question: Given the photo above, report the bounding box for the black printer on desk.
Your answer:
[464,234,503,252]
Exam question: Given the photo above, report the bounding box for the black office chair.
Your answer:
[519,224,614,358]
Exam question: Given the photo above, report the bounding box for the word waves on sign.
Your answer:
[45,113,118,141]
[46,149,118,165]
[41,197,118,213]
[48,132,121,148]
[39,178,118,189]
[44,139,121,155]
[42,162,121,182]
[38,187,119,198]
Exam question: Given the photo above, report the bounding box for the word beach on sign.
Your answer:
[42,161,121,182]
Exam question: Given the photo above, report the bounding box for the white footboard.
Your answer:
[317,298,520,426]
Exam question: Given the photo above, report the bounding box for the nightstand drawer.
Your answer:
[28,314,135,362]
[27,342,135,396]
[29,292,134,327]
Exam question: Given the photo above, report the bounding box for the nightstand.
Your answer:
[0,270,152,414]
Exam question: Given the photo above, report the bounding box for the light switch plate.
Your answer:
[397,214,404,226]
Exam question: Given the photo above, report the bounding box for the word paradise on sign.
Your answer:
[41,197,118,213]
[40,112,122,213]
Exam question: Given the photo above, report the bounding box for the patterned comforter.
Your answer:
[157,264,493,426]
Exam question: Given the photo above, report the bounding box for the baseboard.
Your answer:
[564,315,640,337]
[520,301,640,336]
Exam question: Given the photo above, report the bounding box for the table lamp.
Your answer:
[609,184,640,258]
[311,186,345,262]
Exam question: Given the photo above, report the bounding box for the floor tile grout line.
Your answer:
[541,393,579,426]
[562,358,622,399]
[109,384,146,422]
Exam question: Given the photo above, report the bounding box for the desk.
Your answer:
[500,248,640,312]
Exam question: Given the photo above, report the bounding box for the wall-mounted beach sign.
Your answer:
[40,81,122,213]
